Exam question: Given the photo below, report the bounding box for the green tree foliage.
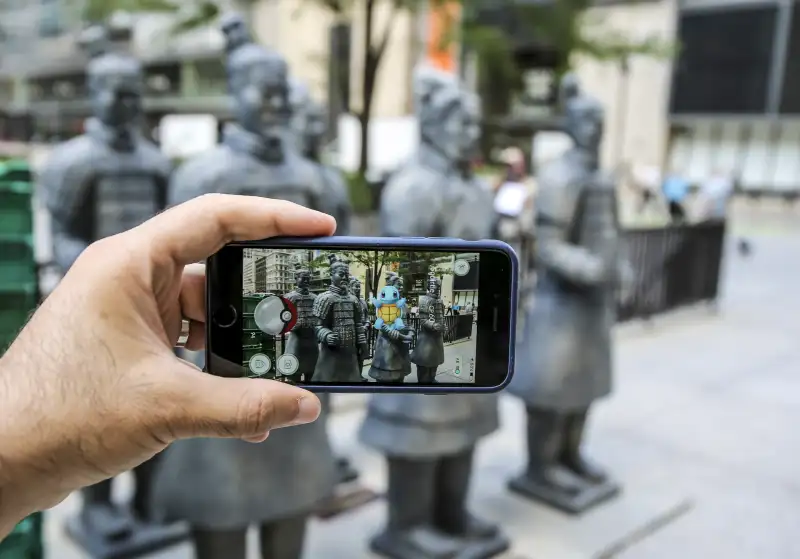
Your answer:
[305,0,428,176]
[460,0,677,118]
[307,249,451,296]
[66,0,180,24]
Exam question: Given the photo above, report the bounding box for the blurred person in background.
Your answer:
[698,169,734,222]
[632,163,662,214]
[662,169,690,223]
[699,169,751,255]
[493,147,534,262]
[496,146,528,187]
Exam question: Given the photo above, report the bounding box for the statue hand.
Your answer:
[432,322,443,333]
[326,332,340,347]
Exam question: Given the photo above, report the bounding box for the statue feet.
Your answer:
[508,464,621,515]
[459,513,500,539]
[66,504,188,559]
[80,503,135,541]
[370,525,509,559]
[560,453,608,484]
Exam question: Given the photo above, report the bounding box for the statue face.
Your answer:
[350,279,361,295]
[90,67,143,128]
[422,87,480,163]
[458,92,481,161]
[231,55,290,136]
[296,270,311,288]
[331,265,349,288]
[567,101,604,151]
[439,106,463,161]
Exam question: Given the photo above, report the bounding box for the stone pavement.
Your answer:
[39,207,800,558]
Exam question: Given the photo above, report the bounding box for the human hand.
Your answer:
[0,194,335,533]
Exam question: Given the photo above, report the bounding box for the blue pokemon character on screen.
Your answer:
[370,286,407,330]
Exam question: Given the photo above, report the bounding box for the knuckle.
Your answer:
[238,390,276,435]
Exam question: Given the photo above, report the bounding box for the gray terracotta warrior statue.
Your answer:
[150,14,337,559]
[38,25,181,558]
[312,254,368,383]
[281,263,317,383]
[358,66,508,559]
[508,74,634,514]
[411,275,445,383]
[349,276,371,373]
[367,273,414,384]
[289,78,352,235]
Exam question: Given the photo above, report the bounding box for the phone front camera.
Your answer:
[213,304,238,328]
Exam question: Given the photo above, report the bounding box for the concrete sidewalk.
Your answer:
[42,217,800,558]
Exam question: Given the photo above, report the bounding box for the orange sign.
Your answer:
[426,1,461,73]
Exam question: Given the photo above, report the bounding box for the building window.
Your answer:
[779,2,800,114]
[145,63,181,97]
[194,59,227,96]
[670,6,778,115]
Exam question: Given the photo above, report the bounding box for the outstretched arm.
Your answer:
[535,176,608,286]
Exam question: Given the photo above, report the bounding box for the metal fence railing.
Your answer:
[617,221,726,322]
[363,314,474,361]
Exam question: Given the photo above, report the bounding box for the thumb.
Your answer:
[162,364,322,440]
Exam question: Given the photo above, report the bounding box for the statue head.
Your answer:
[349,276,362,297]
[414,64,480,163]
[221,13,291,137]
[428,275,442,298]
[327,253,350,288]
[80,25,143,129]
[294,264,311,290]
[560,73,604,153]
[384,271,404,291]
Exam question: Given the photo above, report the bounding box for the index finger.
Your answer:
[135,194,337,265]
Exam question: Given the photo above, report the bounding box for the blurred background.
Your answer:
[1,0,799,557]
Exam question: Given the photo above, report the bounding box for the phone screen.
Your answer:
[238,248,481,384]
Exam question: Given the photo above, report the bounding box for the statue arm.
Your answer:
[380,323,402,341]
[39,149,93,272]
[353,297,367,346]
[535,177,607,285]
[313,295,334,344]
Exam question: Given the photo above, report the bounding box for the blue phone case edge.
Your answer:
[211,236,519,395]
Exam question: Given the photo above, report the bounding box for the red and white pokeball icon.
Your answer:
[253,294,297,336]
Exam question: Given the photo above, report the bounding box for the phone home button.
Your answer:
[213,304,238,328]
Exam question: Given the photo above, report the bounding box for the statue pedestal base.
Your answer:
[507,474,620,515]
[65,510,188,559]
[370,526,510,559]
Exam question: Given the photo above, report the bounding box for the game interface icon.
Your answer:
[253,294,298,336]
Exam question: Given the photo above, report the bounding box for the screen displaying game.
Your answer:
[241,248,479,384]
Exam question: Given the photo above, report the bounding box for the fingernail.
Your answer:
[294,396,321,424]
[244,431,270,444]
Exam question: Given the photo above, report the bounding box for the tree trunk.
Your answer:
[359,0,377,175]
